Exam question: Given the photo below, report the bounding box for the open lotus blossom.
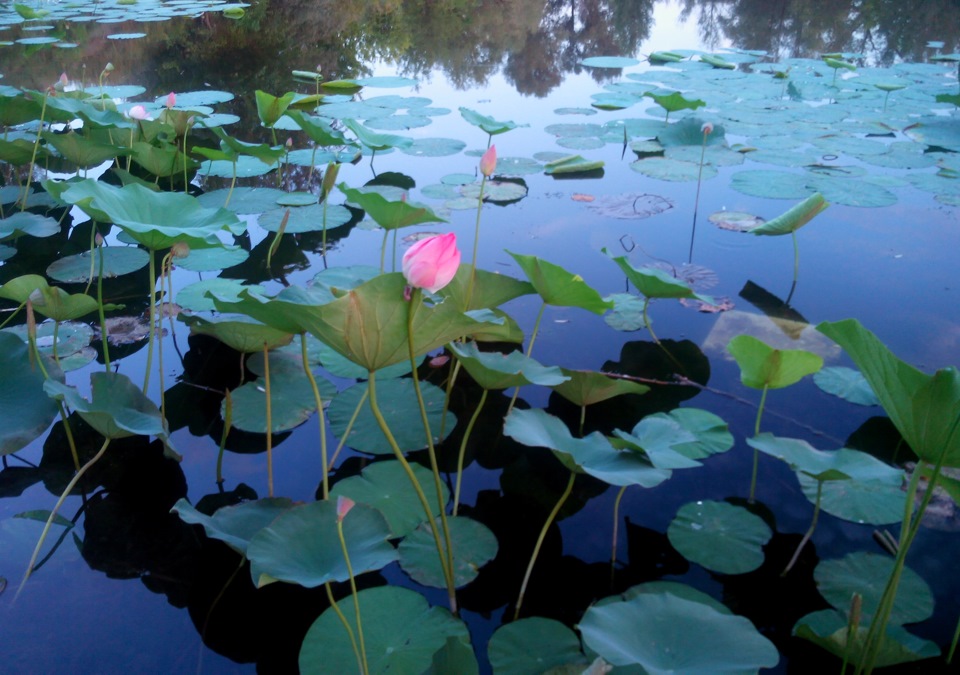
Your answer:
[165,91,176,108]
[480,144,497,177]
[127,105,150,121]
[402,232,461,294]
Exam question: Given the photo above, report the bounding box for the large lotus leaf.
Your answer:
[644,91,706,114]
[130,141,200,179]
[398,515,498,588]
[339,184,445,230]
[294,272,497,371]
[0,138,44,166]
[814,366,880,406]
[578,588,779,672]
[793,609,940,668]
[436,263,534,312]
[299,586,468,675]
[815,552,934,625]
[613,416,701,470]
[208,286,329,336]
[797,471,905,525]
[254,90,296,128]
[198,186,288,214]
[171,497,294,556]
[728,334,823,390]
[630,156,718,182]
[0,274,49,303]
[28,286,100,321]
[182,314,294,353]
[449,342,568,390]
[904,117,960,151]
[0,332,63,456]
[459,107,525,136]
[43,371,175,455]
[227,352,334,434]
[315,341,421,380]
[247,500,397,588]
[818,319,960,466]
[656,116,726,147]
[504,408,670,487]
[5,321,93,362]
[342,118,413,150]
[60,180,245,250]
[747,433,903,485]
[0,212,60,242]
[488,617,584,675]
[508,251,611,314]
[328,378,454,455]
[329,460,445,537]
[425,635,480,675]
[282,109,350,146]
[667,500,772,574]
[658,409,733,459]
[46,246,150,283]
[607,253,712,302]
[552,368,650,406]
[751,192,829,236]
[41,130,128,168]
[177,279,267,313]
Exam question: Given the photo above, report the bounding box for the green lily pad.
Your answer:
[488,617,584,674]
[258,204,352,233]
[815,552,934,625]
[543,155,604,174]
[449,341,568,390]
[183,314,293,353]
[508,251,612,314]
[199,156,277,178]
[401,137,466,157]
[0,211,60,241]
[399,515,498,588]
[171,497,295,556]
[649,408,734,460]
[329,460,446,538]
[299,586,468,675]
[581,56,641,68]
[46,246,150,283]
[814,366,880,405]
[630,156,718,182]
[730,170,816,199]
[460,180,528,203]
[6,321,93,360]
[197,187,288,214]
[247,500,397,588]
[578,587,779,671]
[175,244,249,272]
[728,334,823,390]
[0,331,62,457]
[552,368,649,406]
[603,293,646,331]
[798,470,906,525]
[328,378,454,455]
[177,279,267,313]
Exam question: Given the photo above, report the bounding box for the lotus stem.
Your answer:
[336,516,369,675]
[182,128,189,194]
[948,607,960,663]
[610,485,629,585]
[782,479,822,575]
[143,251,158,394]
[216,388,232,484]
[225,161,237,208]
[266,209,290,272]
[263,341,274,498]
[367,371,457,613]
[438,357,462,440]
[507,301,547,416]
[453,388,487,516]
[514,470,576,621]
[51,320,61,365]
[407,289,457,596]
[379,231,388,273]
[841,592,863,674]
[20,92,47,212]
[301,334,330,499]
[791,230,800,287]
[465,176,488,308]
[16,438,110,602]
[97,238,111,369]
[327,389,368,472]
[324,581,363,675]
[748,385,770,504]
[579,404,587,437]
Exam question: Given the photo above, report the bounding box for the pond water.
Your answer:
[2,1,960,673]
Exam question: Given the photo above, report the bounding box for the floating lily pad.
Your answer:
[175,244,249,272]
[399,515,498,588]
[814,366,880,406]
[798,469,906,525]
[0,331,62,456]
[199,155,276,178]
[400,137,466,157]
[198,187,288,214]
[581,56,641,68]
[488,618,584,675]
[603,293,646,331]
[107,32,146,39]
[710,210,764,231]
[730,169,815,199]
[44,247,149,284]
[631,156,717,182]
[460,180,527,203]
[257,204,352,233]
[589,193,673,220]
[177,279,267,312]
[172,497,295,556]
[667,500,772,574]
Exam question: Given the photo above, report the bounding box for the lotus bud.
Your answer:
[95,232,105,247]
[701,122,714,135]
[336,495,355,522]
[320,162,340,200]
[285,137,293,149]
[166,91,176,108]
[480,144,497,177]
[128,105,149,121]
[401,233,461,294]
[171,242,190,259]
[104,62,115,73]
[849,592,862,628]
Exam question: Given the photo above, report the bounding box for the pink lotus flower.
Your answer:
[127,105,150,121]
[336,495,355,522]
[402,233,461,294]
[165,92,176,108]
[480,144,497,177]
[701,122,714,135]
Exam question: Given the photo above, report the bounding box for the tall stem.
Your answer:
[216,389,232,484]
[20,92,47,211]
[453,389,487,516]
[465,177,488,308]
[782,479,821,575]
[143,251,158,394]
[301,334,330,499]
[97,239,111,369]
[791,230,800,287]
[324,582,363,675]
[263,342,274,498]
[507,302,546,416]
[366,371,457,613]
[514,471,576,621]
[336,518,369,675]
[748,385,769,504]
[610,485,628,585]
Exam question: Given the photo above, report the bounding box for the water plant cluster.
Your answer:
[1,41,960,673]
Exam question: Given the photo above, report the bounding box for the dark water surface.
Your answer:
[2,1,960,673]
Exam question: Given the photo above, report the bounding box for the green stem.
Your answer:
[336,518,369,675]
[97,240,111,369]
[748,385,769,504]
[782,478,821,575]
[610,484,628,585]
[792,230,800,287]
[464,177,488,308]
[366,371,457,613]
[264,342,274,498]
[16,438,110,602]
[439,358,462,440]
[21,93,47,212]
[324,582,363,675]
[507,302,547,416]
[301,334,330,499]
[143,251,158,394]
[514,471,576,621]
[453,389,487,516]
[406,289,457,602]
[379,230,388,273]
[216,389,232,484]
[579,404,586,438]
[947,605,960,663]
[328,390,368,472]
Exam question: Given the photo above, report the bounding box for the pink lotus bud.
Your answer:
[128,105,149,120]
[171,242,190,259]
[701,122,714,135]
[336,495,355,522]
[95,232,105,247]
[285,137,293,149]
[166,92,176,108]
[480,144,497,177]
[401,233,461,294]
[59,72,69,87]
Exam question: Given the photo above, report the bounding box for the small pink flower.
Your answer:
[480,144,497,177]
[166,92,176,108]
[59,72,69,87]
[701,122,714,135]
[336,495,355,522]
[128,105,150,121]
[402,233,461,294]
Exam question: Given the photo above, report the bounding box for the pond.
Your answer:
[2,1,960,673]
